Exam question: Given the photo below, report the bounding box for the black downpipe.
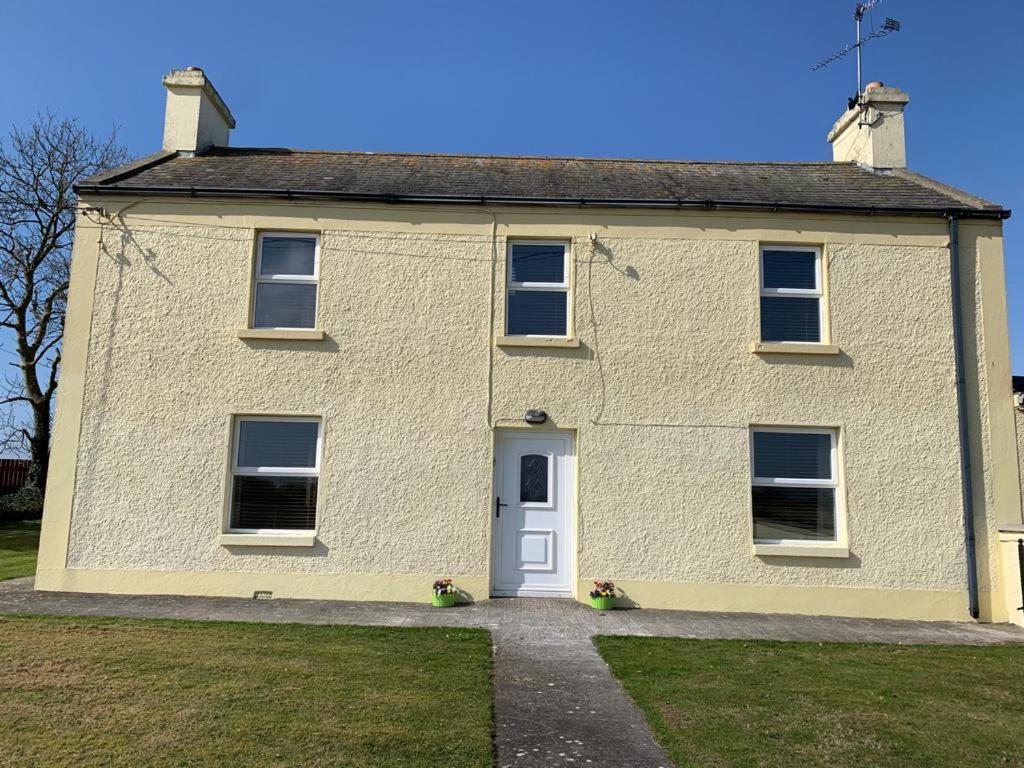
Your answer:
[949,213,980,619]
[1017,539,1024,612]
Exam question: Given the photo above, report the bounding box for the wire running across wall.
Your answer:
[80,207,756,434]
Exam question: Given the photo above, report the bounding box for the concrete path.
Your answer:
[486,598,670,766]
[3,579,1022,767]
[2,578,1020,645]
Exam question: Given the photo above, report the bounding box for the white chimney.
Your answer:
[827,82,909,169]
[161,67,235,154]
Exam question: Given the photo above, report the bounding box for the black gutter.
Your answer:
[948,213,980,619]
[72,184,1011,220]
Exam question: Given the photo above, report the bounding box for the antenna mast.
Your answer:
[811,1,901,95]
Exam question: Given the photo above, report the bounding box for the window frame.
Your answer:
[227,415,322,535]
[505,239,572,338]
[251,232,321,330]
[758,245,826,345]
[749,425,843,548]
[518,450,556,510]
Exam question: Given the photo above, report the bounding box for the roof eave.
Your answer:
[78,151,179,187]
[71,184,1011,220]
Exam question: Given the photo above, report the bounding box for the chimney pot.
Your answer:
[827,84,909,169]
[161,67,235,154]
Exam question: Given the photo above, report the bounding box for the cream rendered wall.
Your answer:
[957,222,1021,621]
[494,236,961,585]
[61,219,496,595]
[37,199,1018,620]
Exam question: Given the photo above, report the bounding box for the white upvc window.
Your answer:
[759,245,824,344]
[229,416,322,533]
[750,426,840,545]
[506,240,571,337]
[252,233,320,329]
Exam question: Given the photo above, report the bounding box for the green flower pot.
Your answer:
[432,593,457,608]
[590,596,615,611]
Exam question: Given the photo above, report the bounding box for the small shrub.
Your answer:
[0,486,43,522]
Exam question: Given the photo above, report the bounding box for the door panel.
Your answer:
[517,529,555,571]
[492,432,573,596]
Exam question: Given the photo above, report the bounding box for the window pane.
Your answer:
[520,454,549,503]
[254,283,317,328]
[510,243,565,283]
[753,486,835,541]
[508,291,567,336]
[762,250,816,289]
[260,237,316,276]
[760,296,820,342]
[237,420,319,468]
[753,431,832,480]
[232,475,317,530]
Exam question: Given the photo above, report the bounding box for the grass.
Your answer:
[595,636,1024,768]
[0,518,40,580]
[0,615,493,768]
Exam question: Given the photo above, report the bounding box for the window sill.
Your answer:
[236,328,325,341]
[753,543,849,558]
[219,533,317,547]
[750,342,840,356]
[495,335,580,349]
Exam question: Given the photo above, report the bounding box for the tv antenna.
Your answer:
[811,1,902,95]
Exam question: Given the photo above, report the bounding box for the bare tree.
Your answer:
[0,113,127,502]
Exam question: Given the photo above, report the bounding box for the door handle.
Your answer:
[495,496,508,518]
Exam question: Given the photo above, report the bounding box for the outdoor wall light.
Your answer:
[524,409,547,425]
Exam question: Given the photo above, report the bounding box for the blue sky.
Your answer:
[2,0,1022,366]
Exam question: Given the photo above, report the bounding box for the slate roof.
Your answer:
[77,147,1008,218]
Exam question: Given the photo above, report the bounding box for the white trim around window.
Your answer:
[758,245,827,345]
[749,425,848,557]
[251,232,320,330]
[225,415,322,542]
[504,240,572,338]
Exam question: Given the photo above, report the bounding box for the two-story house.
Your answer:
[36,67,1022,623]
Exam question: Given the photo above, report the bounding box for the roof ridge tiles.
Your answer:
[204,146,850,167]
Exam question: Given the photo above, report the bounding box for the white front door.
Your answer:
[492,431,574,597]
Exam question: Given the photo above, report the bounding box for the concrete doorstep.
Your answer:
[2,580,1022,767]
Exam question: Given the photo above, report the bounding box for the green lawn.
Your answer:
[596,636,1024,768]
[0,616,493,768]
[0,518,40,580]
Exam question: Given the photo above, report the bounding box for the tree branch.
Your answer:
[0,112,128,489]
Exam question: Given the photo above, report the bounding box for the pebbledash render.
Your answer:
[35,67,1024,624]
